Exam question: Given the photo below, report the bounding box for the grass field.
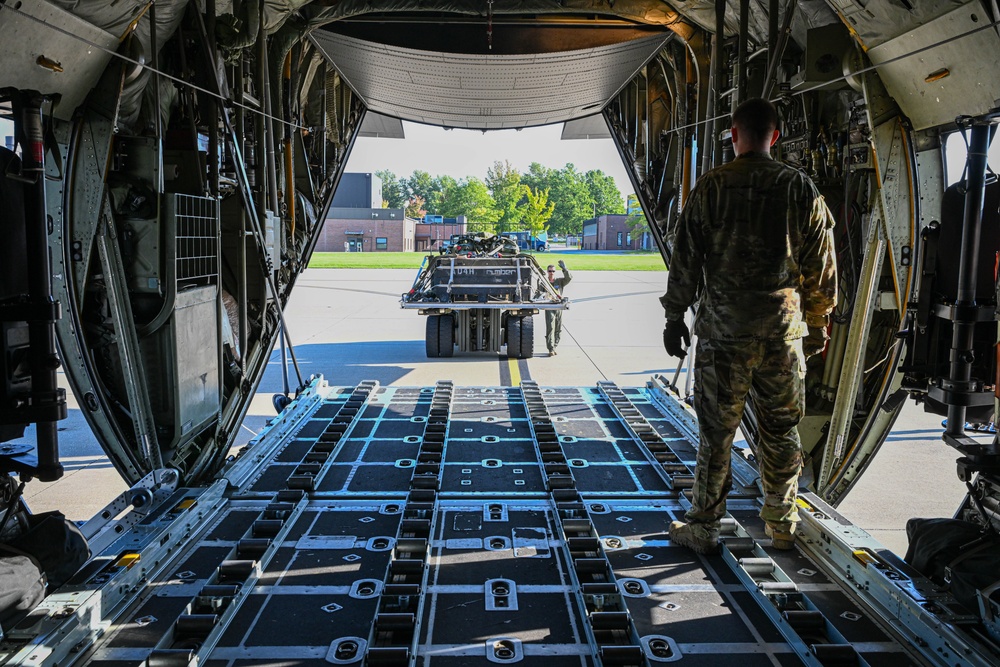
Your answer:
[308,251,666,271]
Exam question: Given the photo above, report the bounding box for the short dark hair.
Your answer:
[547,265,556,271]
[732,98,778,144]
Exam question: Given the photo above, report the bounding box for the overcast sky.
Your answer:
[344,120,636,195]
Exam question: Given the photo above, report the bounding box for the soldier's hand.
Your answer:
[803,326,829,358]
[558,260,566,269]
[663,319,690,358]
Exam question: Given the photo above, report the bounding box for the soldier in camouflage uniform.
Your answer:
[544,260,572,355]
[660,98,837,554]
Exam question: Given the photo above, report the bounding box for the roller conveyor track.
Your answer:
[5,378,971,666]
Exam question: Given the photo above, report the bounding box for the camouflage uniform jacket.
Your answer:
[660,152,837,340]
[536,266,572,297]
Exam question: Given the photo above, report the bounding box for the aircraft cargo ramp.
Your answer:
[6,379,994,667]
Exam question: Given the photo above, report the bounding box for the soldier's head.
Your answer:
[731,98,780,156]
[547,265,556,281]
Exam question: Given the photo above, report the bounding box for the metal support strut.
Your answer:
[0,89,66,481]
[945,120,992,439]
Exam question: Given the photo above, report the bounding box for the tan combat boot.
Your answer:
[765,523,796,550]
[669,520,719,555]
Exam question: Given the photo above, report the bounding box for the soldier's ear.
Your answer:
[769,128,780,146]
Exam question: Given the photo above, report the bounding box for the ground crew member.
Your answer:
[545,260,572,355]
[661,97,837,553]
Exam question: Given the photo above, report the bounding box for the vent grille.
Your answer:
[174,194,219,286]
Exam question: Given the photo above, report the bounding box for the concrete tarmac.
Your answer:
[21,267,969,556]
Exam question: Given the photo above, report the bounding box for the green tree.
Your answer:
[402,170,436,211]
[376,170,406,209]
[486,160,529,234]
[585,169,625,216]
[434,177,501,232]
[521,162,555,193]
[428,174,458,212]
[546,163,595,236]
[522,187,555,234]
[437,176,500,228]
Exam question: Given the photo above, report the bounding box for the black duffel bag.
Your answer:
[905,517,1000,612]
[0,510,90,627]
[6,511,90,589]
[0,553,45,627]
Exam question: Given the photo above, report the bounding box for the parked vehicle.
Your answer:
[501,230,549,252]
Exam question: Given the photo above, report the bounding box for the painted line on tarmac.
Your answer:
[499,356,512,386]
[498,356,531,386]
[508,357,521,386]
[518,358,531,383]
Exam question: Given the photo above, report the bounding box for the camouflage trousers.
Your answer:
[685,337,806,533]
[545,310,563,352]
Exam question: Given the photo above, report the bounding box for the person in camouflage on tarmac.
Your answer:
[660,97,838,554]
[544,261,572,356]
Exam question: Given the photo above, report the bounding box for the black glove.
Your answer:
[803,325,829,358]
[663,319,690,358]
[558,260,566,269]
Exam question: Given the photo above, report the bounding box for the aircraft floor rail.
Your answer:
[364,380,453,666]
[223,378,331,491]
[597,381,695,492]
[1,479,228,667]
[226,379,378,496]
[306,381,379,493]
[717,520,872,667]
[596,380,870,667]
[141,381,380,666]
[80,468,183,555]
[522,380,651,666]
[797,492,1000,667]
[141,488,309,666]
[644,374,760,491]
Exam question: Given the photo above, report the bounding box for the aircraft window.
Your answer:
[944,131,1000,186]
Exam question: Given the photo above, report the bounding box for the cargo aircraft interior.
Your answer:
[2,0,1000,665]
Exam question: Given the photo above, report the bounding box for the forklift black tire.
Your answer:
[519,315,534,359]
[439,313,455,357]
[507,316,522,358]
[426,315,441,357]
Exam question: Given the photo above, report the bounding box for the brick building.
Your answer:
[314,208,416,252]
[315,172,411,251]
[316,173,470,252]
[414,217,467,252]
[581,214,651,250]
